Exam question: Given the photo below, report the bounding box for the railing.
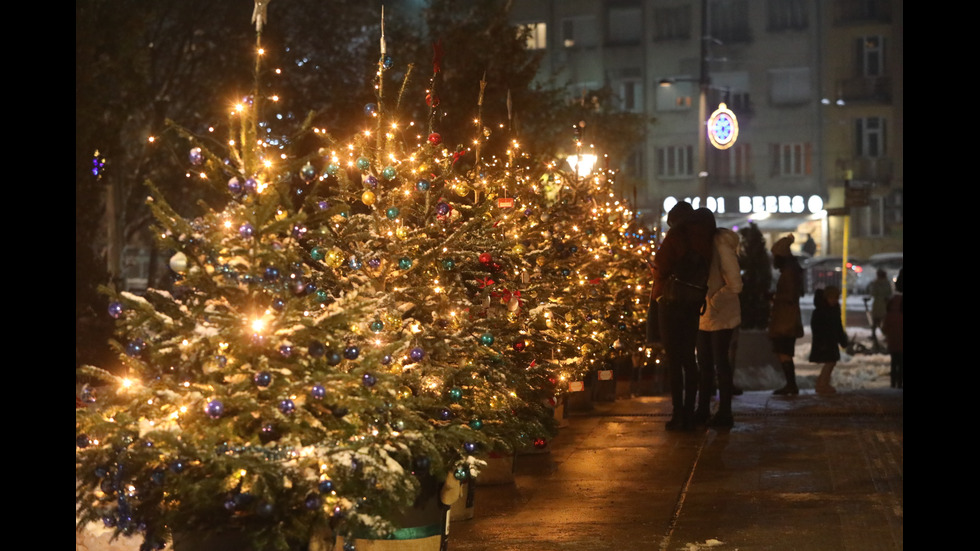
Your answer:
[838,76,891,103]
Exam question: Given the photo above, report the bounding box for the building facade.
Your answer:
[510,0,902,258]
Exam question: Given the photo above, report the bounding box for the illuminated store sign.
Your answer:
[664,195,825,215]
[707,103,738,150]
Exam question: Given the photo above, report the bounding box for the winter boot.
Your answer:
[773,360,800,395]
[815,363,836,395]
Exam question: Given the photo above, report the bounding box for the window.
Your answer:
[859,35,886,77]
[767,0,808,30]
[521,22,547,50]
[607,4,643,44]
[771,143,811,176]
[561,15,598,48]
[652,5,691,41]
[716,143,751,182]
[620,79,643,112]
[768,67,811,105]
[852,197,884,237]
[656,145,694,178]
[656,79,694,111]
[709,0,750,43]
[856,117,886,158]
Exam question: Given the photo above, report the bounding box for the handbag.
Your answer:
[646,297,661,344]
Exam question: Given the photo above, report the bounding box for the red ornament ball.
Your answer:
[478,252,492,264]
[513,340,526,352]
[533,438,548,449]
[428,133,442,145]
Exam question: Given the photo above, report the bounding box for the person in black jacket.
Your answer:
[769,235,804,395]
[808,286,848,395]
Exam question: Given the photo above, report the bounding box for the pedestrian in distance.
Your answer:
[768,234,805,395]
[867,268,893,344]
[651,203,714,431]
[882,268,903,389]
[802,233,817,257]
[695,223,742,428]
[808,286,848,395]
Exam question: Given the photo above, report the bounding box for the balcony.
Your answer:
[833,0,891,25]
[838,157,894,186]
[838,76,891,103]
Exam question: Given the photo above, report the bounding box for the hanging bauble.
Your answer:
[448,387,463,402]
[386,207,400,220]
[279,344,293,357]
[512,244,526,256]
[524,208,533,217]
[479,333,495,346]
[368,258,382,269]
[356,157,371,171]
[326,163,340,176]
[253,371,272,387]
[278,399,295,414]
[300,162,316,182]
[206,400,224,419]
[244,178,258,194]
[239,223,254,239]
[189,147,203,165]
[370,320,384,333]
[271,297,285,311]
[309,341,326,358]
[381,354,393,365]
[108,301,124,319]
[125,338,145,357]
[426,93,439,107]
[395,226,409,239]
[310,247,325,261]
[344,345,360,360]
[315,289,329,303]
[264,266,280,282]
[325,249,344,268]
[319,479,335,493]
[332,405,349,418]
[533,437,548,449]
[76,434,90,448]
[327,351,343,366]
[168,252,188,273]
[397,386,413,400]
[228,177,242,195]
[561,268,571,277]
[382,166,397,180]
[349,256,363,270]
[361,190,376,205]
[416,179,430,192]
[513,340,526,352]
[364,103,378,116]
[479,252,492,265]
[362,373,377,387]
[427,133,442,145]
[463,442,478,453]
[442,259,455,271]
[398,257,413,270]
[409,347,425,362]
[311,384,326,400]
[454,466,470,480]
[382,55,393,69]
[436,202,451,216]
[439,408,453,420]
[540,212,550,223]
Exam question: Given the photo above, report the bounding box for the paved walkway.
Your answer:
[448,389,903,551]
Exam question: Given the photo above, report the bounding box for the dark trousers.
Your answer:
[659,299,702,413]
[696,328,736,414]
[890,351,903,388]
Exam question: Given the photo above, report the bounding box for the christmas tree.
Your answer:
[76,7,565,550]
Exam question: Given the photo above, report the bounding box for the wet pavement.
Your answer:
[448,389,903,551]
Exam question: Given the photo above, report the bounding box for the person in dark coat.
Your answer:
[809,286,848,394]
[768,234,804,395]
[652,203,715,430]
[882,268,903,388]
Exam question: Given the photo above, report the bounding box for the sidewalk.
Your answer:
[448,389,903,551]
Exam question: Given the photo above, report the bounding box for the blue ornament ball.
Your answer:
[76,434,90,448]
[239,223,254,239]
[327,351,343,366]
[416,179,430,191]
[362,373,377,387]
[319,479,335,493]
[409,347,425,362]
[364,103,378,116]
[398,257,413,270]
[382,166,397,180]
[436,202,450,216]
[309,341,326,358]
[370,320,384,333]
[365,175,379,188]
[279,344,293,358]
[386,207,400,220]
[278,399,295,414]
[126,338,146,357]
[344,346,360,360]
[311,384,326,400]
[368,258,381,269]
[382,55,393,69]
[479,333,495,346]
[228,177,242,195]
[253,371,272,387]
[381,355,393,365]
[108,301,124,319]
[463,441,478,453]
[244,178,258,194]
[271,297,285,311]
[206,400,224,419]
[300,163,317,182]
[356,157,371,171]
[189,147,203,165]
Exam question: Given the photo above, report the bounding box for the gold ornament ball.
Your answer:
[362,190,376,205]
[325,249,344,268]
[395,226,409,240]
[512,244,526,256]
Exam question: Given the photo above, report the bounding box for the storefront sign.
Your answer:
[664,195,824,215]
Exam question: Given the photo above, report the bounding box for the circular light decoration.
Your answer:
[707,103,738,150]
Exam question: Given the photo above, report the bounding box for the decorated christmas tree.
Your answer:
[76,6,563,550]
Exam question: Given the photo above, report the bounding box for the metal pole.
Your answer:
[698,0,709,205]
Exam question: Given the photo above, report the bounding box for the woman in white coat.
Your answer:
[694,227,742,429]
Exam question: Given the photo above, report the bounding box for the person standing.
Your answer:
[882,268,903,388]
[651,203,714,430]
[802,233,817,257]
[808,286,848,394]
[867,268,893,346]
[695,225,742,428]
[768,234,804,395]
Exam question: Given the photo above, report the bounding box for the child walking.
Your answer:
[808,286,848,394]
